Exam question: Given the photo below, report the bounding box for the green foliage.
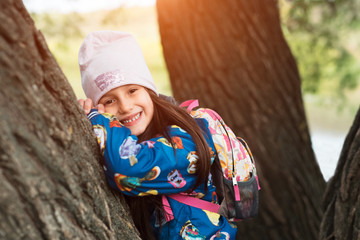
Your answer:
[280,0,360,108]
[30,12,84,40]
[101,8,127,26]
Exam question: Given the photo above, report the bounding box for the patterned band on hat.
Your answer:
[95,69,125,91]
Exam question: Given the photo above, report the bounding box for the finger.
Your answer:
[97,104,105,114]
[84,98,93,114]
[77,99,85,108]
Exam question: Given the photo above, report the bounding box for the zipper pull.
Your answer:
[233,176,241,201]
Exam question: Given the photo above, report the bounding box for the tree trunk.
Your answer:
[0,0,139,239]
[319,107,360,240]
[156,0,326,239]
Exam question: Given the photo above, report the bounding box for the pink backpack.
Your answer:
[165,100,260,222]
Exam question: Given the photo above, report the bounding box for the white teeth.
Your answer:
[122,113,141,124]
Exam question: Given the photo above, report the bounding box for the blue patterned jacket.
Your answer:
[88,109,237,240]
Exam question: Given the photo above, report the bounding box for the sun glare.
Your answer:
[23,0,156,13]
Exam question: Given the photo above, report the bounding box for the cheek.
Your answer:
[144,97,154,119]
[104,106,117,115]
[147,103,154,120]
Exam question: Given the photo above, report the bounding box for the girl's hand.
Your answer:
[78,98,105,114]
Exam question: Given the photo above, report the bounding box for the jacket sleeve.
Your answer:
[87,109,213,196]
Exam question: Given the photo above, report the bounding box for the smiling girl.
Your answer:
[78,31,238,240]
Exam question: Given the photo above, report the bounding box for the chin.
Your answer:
[131,128,144,137]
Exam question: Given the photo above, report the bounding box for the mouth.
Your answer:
[120,112,142,126]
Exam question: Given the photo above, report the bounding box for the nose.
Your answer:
[117,96,133,114]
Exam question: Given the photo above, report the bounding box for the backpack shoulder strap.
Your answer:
[168,194,220,214]
[179,99,199,113]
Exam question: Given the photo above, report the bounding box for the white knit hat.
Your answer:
[78,31,158,105]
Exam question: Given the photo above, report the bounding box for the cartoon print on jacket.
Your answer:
[172,136,184,149]
[110,120,122,128]
[157,137,172,147]
[203,210,220,226]
[186,151,198,174]
[101,113,123,128]
[114,173,140,192]
[138,189,158,196]
[181,191,205,199]
[209,231,230,240]
[141,140,156,149]
[119,136,141,166]
[171,125,187,133]
[167,169,186,188]
[92,125,107,155]
[180,220,206,240]
[114,166,161,192]
[157,137,184,149]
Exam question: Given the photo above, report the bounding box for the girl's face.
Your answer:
[99,85,154,136]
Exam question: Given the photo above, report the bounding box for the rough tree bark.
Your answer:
[157,0,326,239]
[0,0,139,239]
[319,107,360,240]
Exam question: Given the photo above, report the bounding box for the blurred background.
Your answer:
[22,0,360,181]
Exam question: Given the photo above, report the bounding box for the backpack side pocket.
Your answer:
[223,174,259,220]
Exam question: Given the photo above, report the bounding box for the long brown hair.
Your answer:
[125,90,211,239]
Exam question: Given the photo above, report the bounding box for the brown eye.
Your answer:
[104,99,115,105]
[129,88,138,94]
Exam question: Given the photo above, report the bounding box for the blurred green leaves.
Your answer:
[281,0,360,107]
[101,8,127,26]
[30,12,84,41]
